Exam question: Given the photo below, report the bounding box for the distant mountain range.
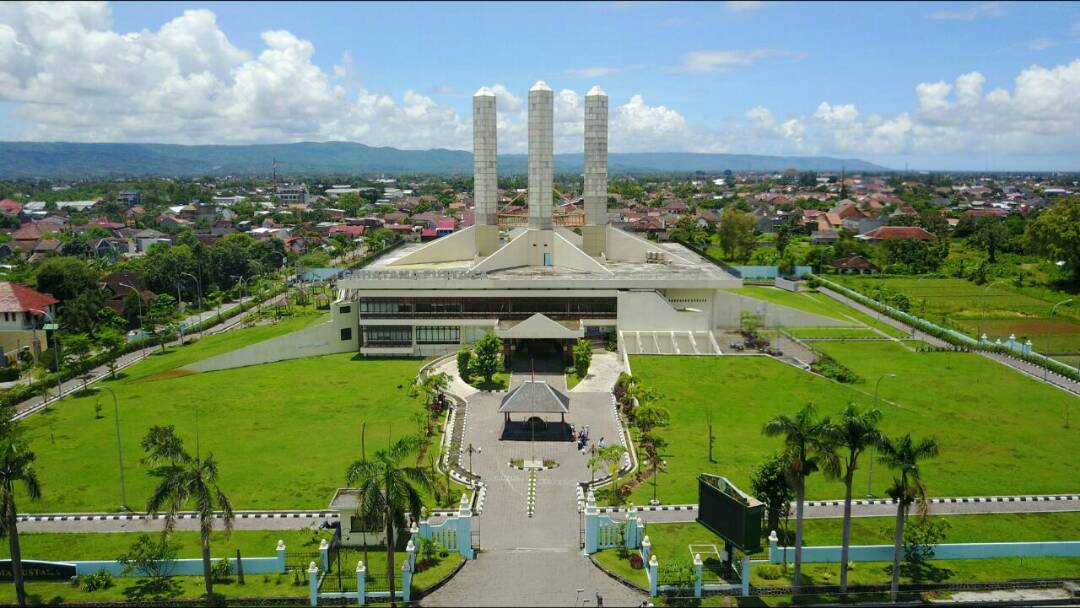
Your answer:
[0,141,888,178]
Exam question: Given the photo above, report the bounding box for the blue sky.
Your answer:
[3,1,1080,170]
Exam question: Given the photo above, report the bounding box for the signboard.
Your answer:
[696,474,763,553]
[42,324,58,331]
[0,560,76,581]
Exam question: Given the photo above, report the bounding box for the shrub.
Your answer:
[456,348,472,383]
[82,569,113,592]
[211,557,232,582]
[810,351,862,384]
[756,564,783,580]
[572,338,592,379]
[629,554,644,570]
[0,366,19,382]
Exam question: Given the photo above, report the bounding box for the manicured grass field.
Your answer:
[18,320,431,511]
[596,512,1080,592]
[626,342,1079,505]
[728,287,908,338]
[786,327,883,340]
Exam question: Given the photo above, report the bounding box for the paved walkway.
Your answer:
[570,351,624,393]
[817,287,1080,396]
[422,366,643,607]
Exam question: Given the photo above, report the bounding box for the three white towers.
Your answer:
[472,80,609,254]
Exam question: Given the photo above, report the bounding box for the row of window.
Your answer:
[358,297,617,317]
[358,325,462,346]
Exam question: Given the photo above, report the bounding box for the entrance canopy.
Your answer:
[498,380,570,414]
[495,313,584,340]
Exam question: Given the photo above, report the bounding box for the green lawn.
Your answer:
[0,529,462,605]
[726,287,851,322]
[727,287,909,338]
[125,311,326,382]
[19,339,431,511]
[596,513,1080,594]
[467,371,509,391]
[0,529,331,561]
[786,327,883,340]
[566,370,583,390]
[626,342,1079,505]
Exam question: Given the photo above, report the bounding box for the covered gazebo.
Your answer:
[498,380,571,440]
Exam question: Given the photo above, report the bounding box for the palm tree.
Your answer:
[346,435,432,604]
[878,433,939,602]
[144,431,233,607]
[589,445,627,499]
[0,440,41,607]
[763,403,830,596]
[821,404,883,594]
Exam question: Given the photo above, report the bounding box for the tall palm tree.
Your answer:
[144,431,233,607]
[0,440,41,608]
[346,435,432,605]
[763,403,830,596]
[878,433,939,602]
[821,404,883,594]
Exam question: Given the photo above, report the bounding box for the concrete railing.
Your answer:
[767,531,1080,564]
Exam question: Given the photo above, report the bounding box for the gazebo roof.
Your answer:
[498,380,570,414]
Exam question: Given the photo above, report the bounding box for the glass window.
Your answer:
[340,328,352,341]
[338,305,351,315]
[416,326,460,344]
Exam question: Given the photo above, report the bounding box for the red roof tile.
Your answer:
[0,282,59,312]
[861,226,936,241]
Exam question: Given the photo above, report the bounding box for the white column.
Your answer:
[473,87,498,226]
[584,85,608,226]
[528,80,554,230]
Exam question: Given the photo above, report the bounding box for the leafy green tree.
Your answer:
[1026,196,1080,284]
[34,256,99,302]
[61,289,106,334]
[972,217,1010,263]
[145,294,178,352]
[143,432,234,607]
[59,333,93,391]
[763,403,831,596]
[589,444,627,499]
[751,453,794,544]
[0,439,42,607]
[878,433,939,602]
[409,372,450,437]
[716,206,756,261]
[118,533,179,580]
[471,333,502,384]
[572,338,592,380]
[345,435,432,602]
[97,327,127,379]
[821,404,883,594]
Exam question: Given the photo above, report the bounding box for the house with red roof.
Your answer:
[0,199,23,216]
[857,226,936,241]
[0,282,59,362]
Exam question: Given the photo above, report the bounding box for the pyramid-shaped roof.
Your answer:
[498,380,570,414]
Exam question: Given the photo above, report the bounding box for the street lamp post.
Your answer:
[866,373,896,498]
[279,253,290,314]
[119,282,146,356]
[181,272,203,340]
[30,308,62,402]
[97,385,127,511]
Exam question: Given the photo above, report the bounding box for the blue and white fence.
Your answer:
[583,491,644,554]
[310,494,474,606]
[62,539,288,577]
[767,530,1080,564]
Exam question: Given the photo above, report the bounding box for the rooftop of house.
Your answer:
[0,281,59,313]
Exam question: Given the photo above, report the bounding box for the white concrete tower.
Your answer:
[582,85,609,256]
[528,80,554,230]
[472,87,498,226]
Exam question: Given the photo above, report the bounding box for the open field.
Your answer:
[831,276,1080,367]
[626,342,1079,505]
[17,320,435,512]
[596,512,1080,593]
